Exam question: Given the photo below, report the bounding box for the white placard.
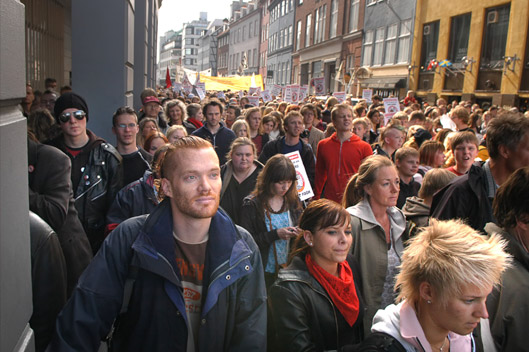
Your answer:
[313,77,325,95]
[362,89,373,103]
[249,87,261,96]
[285,151,314,201]
[195,82,206,92]
[270,84,282,97]
[290,84,300,102]
[261,90,272,102]
[299,85,309,101]
[195,87,206,100]
[284,86,293,103]
[239,90,244,99]
[248,96,260,107]
[383,97,400,116]
[183,83,193,94]
[333,91,346,103]
[173,83,182,93]
[217,91,226,99]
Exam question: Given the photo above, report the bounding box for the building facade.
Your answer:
[258,0,270,82]
[158,29,182,86]
[358,0,416,99]
[217,24,231,77]
[339,0,365,96]
[197,19,225,75]
[292,0,350,94]
[267,0,296,86]
[228,1,261,76]
[410,0,529,110]
[182,13,209,72]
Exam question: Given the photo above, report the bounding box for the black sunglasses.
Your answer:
[59,110,86,123]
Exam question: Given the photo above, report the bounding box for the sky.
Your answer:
[158,0,234,36]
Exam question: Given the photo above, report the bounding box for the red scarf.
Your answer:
[305,253,360,327]
[187,117,203,129]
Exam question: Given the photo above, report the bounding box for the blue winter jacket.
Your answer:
[48,199,267,351]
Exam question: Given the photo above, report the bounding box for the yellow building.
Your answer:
[409,0,529,109]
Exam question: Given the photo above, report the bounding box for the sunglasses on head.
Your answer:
[59,110,86,123]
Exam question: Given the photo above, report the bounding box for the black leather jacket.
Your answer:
[269,255,365,351]
[48,130,123,252]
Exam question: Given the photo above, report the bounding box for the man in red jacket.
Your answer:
[314,104,373,203]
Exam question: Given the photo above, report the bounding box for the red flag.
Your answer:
[165,67,172,88]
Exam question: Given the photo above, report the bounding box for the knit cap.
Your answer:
[54,92,89,121]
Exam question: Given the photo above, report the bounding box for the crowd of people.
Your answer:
[22,80,529,352]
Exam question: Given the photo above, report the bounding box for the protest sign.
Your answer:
[285,151,314,201]
[333,91,346,103]
[247,96,260,107]
[261,90,272,102]
[290,84,300,102]
[313,77,325,95]
[362,89,373,103]
[195,87,206,100]
[383,97,401,125]
[249,87,261,96]
[270,84,282,97]
[284,86,292,103]
[299,85,309,101]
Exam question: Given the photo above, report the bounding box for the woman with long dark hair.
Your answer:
[269,199,364,351]
[240,154,302,288]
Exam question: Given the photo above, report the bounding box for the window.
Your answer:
[185,38,194,45]
[330,0,338,38]
[299,0,303,5]
[253,49,257,67]
[448,14,471,64]
[397,20,411,63]
[288,25,293,46]
[238,28,241,42]
[373,27,385,65]
[296,20,302,50]
[242,26,246,41]
[255,20,259,37]
[362,30,374,66]
[384,24,397,65]
[349,0,359,33]
[249,22,253,38]
[367,0,376,5]
[186,27,193,35]
[305,14,312,47]
[420,21,440,70]
[314,5,326,44]
[312,60,322,77]
[480,5,510,69]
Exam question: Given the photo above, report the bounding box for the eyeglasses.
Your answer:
[59,110,86,123]
[116,123,137,129]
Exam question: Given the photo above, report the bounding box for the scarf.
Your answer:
[187,117,203,129]
[305,253,360,327]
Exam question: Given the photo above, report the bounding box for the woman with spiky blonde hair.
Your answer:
[363,219,511,351]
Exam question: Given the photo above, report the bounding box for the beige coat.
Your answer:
[347,199,407,334]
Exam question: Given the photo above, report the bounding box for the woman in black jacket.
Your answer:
[240,154,302,289]
[269,199,364,352]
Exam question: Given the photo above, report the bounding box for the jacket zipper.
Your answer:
[338,141,343,175]
[207,254,251,291]
[75,178,102,201]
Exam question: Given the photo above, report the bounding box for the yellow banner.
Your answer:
[200,75,264,91]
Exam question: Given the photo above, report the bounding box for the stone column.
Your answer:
[0,0,35,351]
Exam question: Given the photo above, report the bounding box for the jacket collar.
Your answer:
[330,132,361,144]
[347,199,406,239]
[485,222,529,270]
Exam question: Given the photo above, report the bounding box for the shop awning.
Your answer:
[360,77,406,89]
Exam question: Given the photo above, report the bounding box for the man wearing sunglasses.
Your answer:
[48,92,123,254]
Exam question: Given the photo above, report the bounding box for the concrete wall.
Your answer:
[71,0,159,142]
[0,0,35,351]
